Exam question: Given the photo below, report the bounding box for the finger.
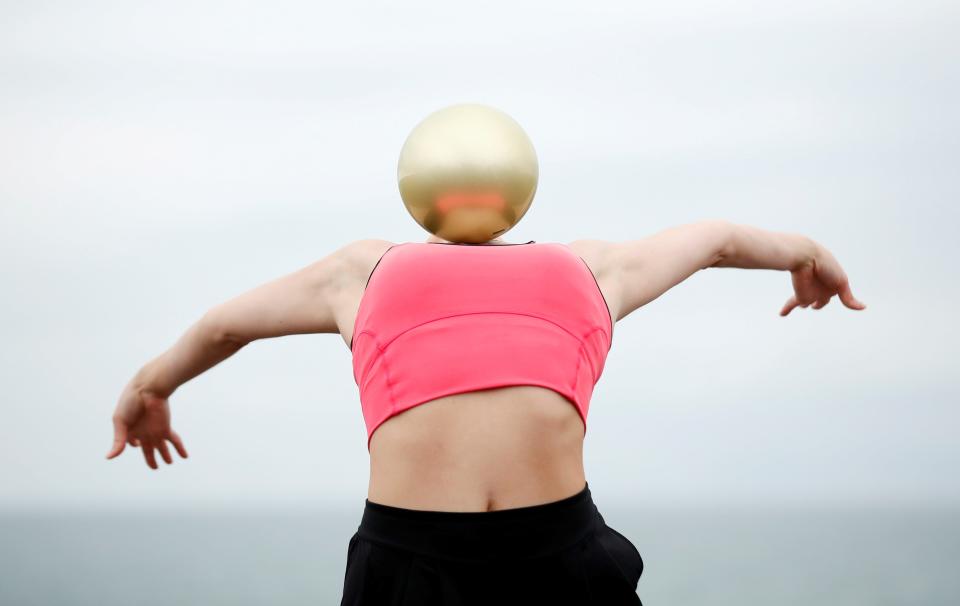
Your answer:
[838,281,867,310]
[107,417,128,459]
[168,431,189,459]
[128,437,140,447]
[142,442,158,470]
[158,441,174,465]
[812,296,831,310]
[780,296,799,316]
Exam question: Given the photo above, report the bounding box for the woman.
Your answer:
[105,221,866,605]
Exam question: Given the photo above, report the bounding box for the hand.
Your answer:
[106,383,188,469]
[780,244,867,316]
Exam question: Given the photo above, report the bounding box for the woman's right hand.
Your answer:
[106,382,188,469]
[780,244,867,316]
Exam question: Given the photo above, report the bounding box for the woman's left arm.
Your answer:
[106,242,355,468]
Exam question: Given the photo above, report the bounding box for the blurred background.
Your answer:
[1,0,957,604]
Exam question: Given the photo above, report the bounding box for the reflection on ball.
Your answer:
[397,103,539,244]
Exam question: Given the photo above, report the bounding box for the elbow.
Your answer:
[698,219,736,268]
[201,308,248,346]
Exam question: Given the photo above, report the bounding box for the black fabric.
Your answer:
[339,482,643,605]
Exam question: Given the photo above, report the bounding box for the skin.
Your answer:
[106,220,866,511]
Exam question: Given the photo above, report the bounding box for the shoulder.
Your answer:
[341,238,398,255]
[563,239,619,278]
[331,239,401,276]
[564,239,613,254]
[335,238,398,261]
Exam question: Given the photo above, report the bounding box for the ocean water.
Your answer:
[1,505,957,605]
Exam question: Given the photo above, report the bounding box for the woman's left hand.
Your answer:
[106,383,188,469]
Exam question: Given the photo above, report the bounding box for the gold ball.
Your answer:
[397,103,539,244]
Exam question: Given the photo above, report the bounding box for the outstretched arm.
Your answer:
[609,219,866,319]
[106,241,355,468]
[717,222,866,315]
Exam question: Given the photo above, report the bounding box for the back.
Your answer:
[352,241,613,450]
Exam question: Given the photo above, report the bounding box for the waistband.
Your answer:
[356,482,600,563]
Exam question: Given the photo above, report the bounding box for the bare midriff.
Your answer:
[366,384,587,512]
[344,239,604,513]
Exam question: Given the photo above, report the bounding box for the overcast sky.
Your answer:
[1,0,957,511]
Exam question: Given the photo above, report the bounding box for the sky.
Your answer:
[1,0,957,511]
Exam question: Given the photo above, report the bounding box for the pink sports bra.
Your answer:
[351,240,614,451]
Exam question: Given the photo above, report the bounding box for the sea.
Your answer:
[1,504,957,605]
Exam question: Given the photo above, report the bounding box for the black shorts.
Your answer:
[339,482,643,605]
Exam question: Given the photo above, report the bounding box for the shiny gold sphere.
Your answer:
[397,103,539,244]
